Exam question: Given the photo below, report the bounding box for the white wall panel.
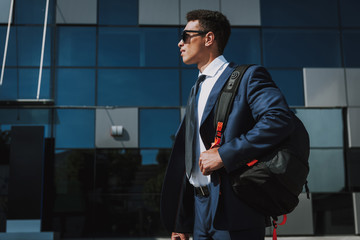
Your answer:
[56,0,97,24]
[304,68,347,107]
[346,68,360,107]
[180,0,220,25]
[0,0,11,23]
[307,149,345,192]
[277,194,314,235]
[295,108,343,148]
[96,108,138,148]
[221,0,261,26]
[348,107,360,148]
[139,0,180,25]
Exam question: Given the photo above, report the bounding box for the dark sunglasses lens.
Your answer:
[182,32,188,42]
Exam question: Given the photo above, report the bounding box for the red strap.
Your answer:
[272,215,287,240]
[247,159,258,167]
[211,122,223,149]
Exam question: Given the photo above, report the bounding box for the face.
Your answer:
[178,20,207,66]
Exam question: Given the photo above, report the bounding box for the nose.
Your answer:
[178,39,184,48]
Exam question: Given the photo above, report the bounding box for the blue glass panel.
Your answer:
[144,28,179,67]
[98,28,139,67]
[97,69,180,107]
[269,69,304,107]
[15,0,55,24]
[0,109,51,137]
[340,0,360,27]
[98,27,179,67]
[224,28,261,65]
[17,26,52,66]
[57,27,96,67]
[56,68,95,106]
[0,69,18,100]
[181,68,198,106]
[140,109,180,148]
[263,29,341,68]
[307,149,345,192]
[55,109,95,148]
[294,108,343,148]
[141,149,159,165]
[18,68,51,99]
[99,0,138,25]
[260,0,338,27]
[342,30,360,67]
[0,26,17,66]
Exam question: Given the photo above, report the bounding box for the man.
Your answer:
[160,10,295,240]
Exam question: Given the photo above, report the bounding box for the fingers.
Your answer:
[199,159,212,175]
[199,148,223,175]
[171,232,189,240]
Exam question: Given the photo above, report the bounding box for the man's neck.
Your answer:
[197,53,221,73]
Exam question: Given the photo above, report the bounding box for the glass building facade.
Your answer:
[0,0,360,238]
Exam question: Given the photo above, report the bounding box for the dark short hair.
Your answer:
[186,9,231,54]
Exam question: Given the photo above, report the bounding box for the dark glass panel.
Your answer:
[260,0,338,27]
[140,109,180,148]
[15,0,55,24]
[56,68,95,106]
[98,27,179,67]
[342,30,360,67]
[224,28,261,65]
[51,149,94,238]
[17,26,52,67]
[340,0,360,27]
[97,69,179,107]
[55,109,95,148]
[57,27,96,67]
[263,29,341,68]
[98,0,138,25]
[269,69,304,107]
[312,193,355,235]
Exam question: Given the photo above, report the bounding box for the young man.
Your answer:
[161,10,295,240]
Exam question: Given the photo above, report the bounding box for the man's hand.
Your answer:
[199,147,224,175]
[171,232,190,240]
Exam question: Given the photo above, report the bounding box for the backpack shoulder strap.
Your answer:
[211,64,254,148]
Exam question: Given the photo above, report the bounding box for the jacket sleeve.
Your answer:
[218,65,295,173]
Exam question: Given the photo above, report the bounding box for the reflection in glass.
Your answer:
[52,149,94,237]
[92,148,169,237]
[57,26,96,67]
[97,69,179,107]
[263,29,341,68]
[140,109,180,148]
[56,68,95,106]
[55,109,95,148]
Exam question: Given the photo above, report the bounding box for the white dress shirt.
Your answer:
[189,55,229,187]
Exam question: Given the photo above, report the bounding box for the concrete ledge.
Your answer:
[0,232,59,240]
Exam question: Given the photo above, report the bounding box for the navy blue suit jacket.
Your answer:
[160,63,295,233]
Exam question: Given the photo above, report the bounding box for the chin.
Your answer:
[182,57,194,66]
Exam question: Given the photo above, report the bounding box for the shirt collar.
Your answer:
[198,55,228,78]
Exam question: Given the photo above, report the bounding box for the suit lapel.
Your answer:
[200,62,237,126]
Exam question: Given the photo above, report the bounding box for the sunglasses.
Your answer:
[181,30,208,42]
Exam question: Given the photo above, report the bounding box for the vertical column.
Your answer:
[7,126,45,232]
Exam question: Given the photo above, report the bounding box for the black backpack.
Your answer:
[212,64,310,237]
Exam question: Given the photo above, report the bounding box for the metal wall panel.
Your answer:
[304,68,347,107]
[95,108,138,148]
[56,0,97,24]
[221,0,261,26]
[348,107,360,148]
[139,0,179,25]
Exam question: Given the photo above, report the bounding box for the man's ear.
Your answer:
[204,31,215,47]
